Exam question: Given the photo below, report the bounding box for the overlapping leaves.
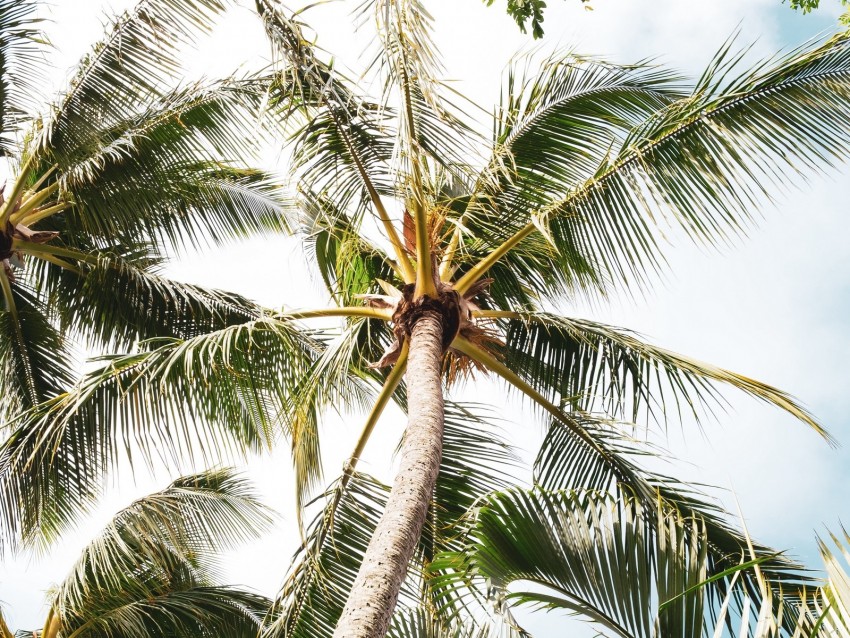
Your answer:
[0,316,322,549]
[38,469,272,638]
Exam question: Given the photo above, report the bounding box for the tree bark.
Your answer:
[332,311,445,638]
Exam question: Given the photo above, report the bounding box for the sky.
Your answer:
[2,0,850,635]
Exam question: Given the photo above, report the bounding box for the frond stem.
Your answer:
[29,164,58,193]
[9,181,62,225]
[454,223,535,295]
[19,202,72,227]
[0,268,16,319]
[346,343,409,475]
[24,250,83,274]
[0,612,14,638]
[396,19,435,298]
[356,158,415,284]
[439,226,460,280]
[42,606,61,638]
[282,307,392,322]
[0,155,35,226]
[12,240,98,266]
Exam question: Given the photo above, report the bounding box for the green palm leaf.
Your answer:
[432,489,801,638]
[449,55,686,300]
[367,0,482,182]
[542,32,850,292]
[51,468,273,638]
[532,414,813,609]
[491,311,826,436]
[0,280,74,419]
[258,1,396,210]
[36,252,267,349]
[0,317,321,549]
[300,191,400,307]
[50,80,287,251]
[0,0,292,431]
[460,32,850,295]
[0,0,45,154]
[36,0,228,163]
[61,587,271,638]
[56,469,273,611]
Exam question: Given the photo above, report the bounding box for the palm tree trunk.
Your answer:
[333,310,445,638]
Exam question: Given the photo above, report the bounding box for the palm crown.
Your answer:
[3,0,850,636]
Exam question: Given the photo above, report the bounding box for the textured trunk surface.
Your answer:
[333,311,445,638]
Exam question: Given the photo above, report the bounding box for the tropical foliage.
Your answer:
[0,468,273,637]
[433,487,850,637]
[0,0,286,427]
[0,0,292,552]
[2,0,850,636]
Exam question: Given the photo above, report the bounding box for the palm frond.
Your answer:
[368,0,485,293]
[368,0,481,181]
[60,586,271,638]
[455,336,810,602]
[31,250,267,350]
[55,76,268,187]
[533,414,813,602]
[36,0,229,163]
[43,78,290,252]
[461,32,850,296]
[299,190,400,307]
[432,489,803,638]
[256,0,415,277]
[0,0,45,154]
[55,468,273,616]
[450,55,685,298]
[259,3,393,209]
[488,310,827,438]
[0,316,321,550]
[815,529,850,636]
[468,54,683,246]
[0,277,75,420]
[540,31,850,292]
[59,154,288,255]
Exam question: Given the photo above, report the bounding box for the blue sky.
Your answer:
[2,0,850,635]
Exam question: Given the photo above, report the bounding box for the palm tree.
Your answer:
[0,468,273,638]
[0,0,286,424]
[5,1,850,637]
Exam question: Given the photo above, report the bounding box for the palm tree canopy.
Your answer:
[5,0,850,635]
